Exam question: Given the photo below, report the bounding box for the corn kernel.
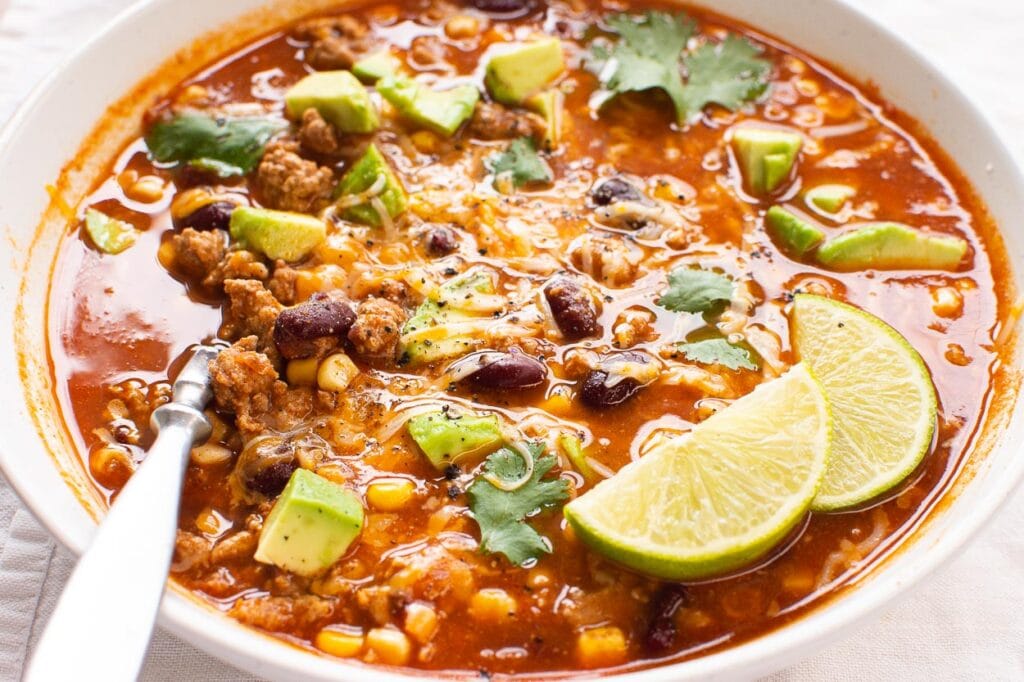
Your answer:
[367,478,416,511]
[410,130,445,155]
[316,627,364,658]
[445,14,480,39]
[468,588,517,622]
[317,353,360,392]
[404,602,439,644]
[365,627,411,665]
[538,390,573,415]
[931,286,964,319]
[126,175,165,203]
[315,464,350,485]
[157,239,177,269]
[576,626,628,668]
[286,358,319,386]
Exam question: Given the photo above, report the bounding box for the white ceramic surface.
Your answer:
[0,0,1021,680]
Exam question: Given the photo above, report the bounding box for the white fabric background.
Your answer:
[0,1,1022,680]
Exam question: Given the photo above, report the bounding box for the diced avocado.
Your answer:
[526,89,564,149]
[399,270,496,366]
[335,144,407,226]
[284,71,378,134]
[806,184,856,213]
[254,468,364,577]
[377,75,479,136]
[484,39,565,105]
[765,206,825,257]
[731,127,803,195]
[83,208,137,254]
[817,222,968,271]
[229,206,326,262]
[408,409,504,469]
[352,50,400,83]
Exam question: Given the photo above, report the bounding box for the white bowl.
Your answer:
[1,0,1021,679]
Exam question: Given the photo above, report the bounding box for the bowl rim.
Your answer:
[1,0,1023,680]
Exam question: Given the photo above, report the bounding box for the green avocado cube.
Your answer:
[284,71,378,134]
[526,89,564,149]
[817,222,968,271]
[484,38,565,105]
[84,208,138,254]
[254,468,364,577]
[765,206,825,257]
[335,144,407,226]
[408,409,505,469]
[731,127,803,195]
[806,183,856,213]
[228,206,326,262]
[377,75,479,136]
[399,271,496,366]
[352,50,401,83]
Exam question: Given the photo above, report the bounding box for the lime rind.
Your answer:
[792,294,937,511]
[565,364,832,581]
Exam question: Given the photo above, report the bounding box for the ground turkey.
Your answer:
[348,297,406,358]
[267,261,299,305]
[298,109,340,156]
[466,101,547,141]
[171,228,225,280]
[222,279,283,363]
[293,15,370,71]
[256,141,335,214]
[228,594,336,634]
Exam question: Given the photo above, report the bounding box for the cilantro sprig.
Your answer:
[676,338,758,371]
[589,11,772,124]
[485,137,553,191]
[657,267,734,314]
[467,443,569,566]
[145,113,287,177]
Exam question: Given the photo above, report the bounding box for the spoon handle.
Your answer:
[24,346,219,682]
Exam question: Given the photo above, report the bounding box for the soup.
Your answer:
[47,0,1013,676]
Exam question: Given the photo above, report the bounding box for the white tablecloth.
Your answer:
[0,1,1021,679]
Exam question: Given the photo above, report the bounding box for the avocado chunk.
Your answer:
[765,206,825,257]
[377,75,479,136]
[399,270,496,366]
[335,144,407,226]
[352,50,400,83]
[229,206,326,261]
[253,468,364,577]
[731,127,803,195]
[526,89,564,149]
[484,38,565,105]
[284,71,378,134]
[817,222,968,271]
[83,208,138,254]
[408,409,504,470]
[806,184,856,213]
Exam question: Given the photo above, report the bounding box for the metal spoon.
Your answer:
[25,345,221,681]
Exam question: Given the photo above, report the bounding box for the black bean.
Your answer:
[181,201,236,231]
[425,225,458,256]
[644,584,689,654]
[590,177,643,206]
[470,0,535,15]
[544,277,599,339]
[273,294,356,360]
[580,351,653,408]
[248,459,297,497]
[463,349,547,390]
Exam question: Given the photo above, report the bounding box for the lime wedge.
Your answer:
[791,294,936,511]
[564,364,831,580]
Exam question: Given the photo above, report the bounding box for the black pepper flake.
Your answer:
[444,267,458,276]
[443,463,461,480]
[478,248,488,255]
[447,485,462,499]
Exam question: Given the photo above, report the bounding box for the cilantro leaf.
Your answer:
[485,137,553,190]
[589,11,771,124]
[589,12,695,121]
[145,113,287,177]
[680,34,772,121]
[658,267,734,313]
[467,443,569,566]
[676,338,757,371]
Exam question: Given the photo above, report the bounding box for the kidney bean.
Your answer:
[249,459,297,497]
[273,294,356,360]
[180,201,236,232]
[463,349,547,390]
[544,277,599,339]
[644,584,689,654]
[580,351,655,408]
[590,177,643,206]
[425,224,458,256]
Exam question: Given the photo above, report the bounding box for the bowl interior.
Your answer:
[0,0,1020,679]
